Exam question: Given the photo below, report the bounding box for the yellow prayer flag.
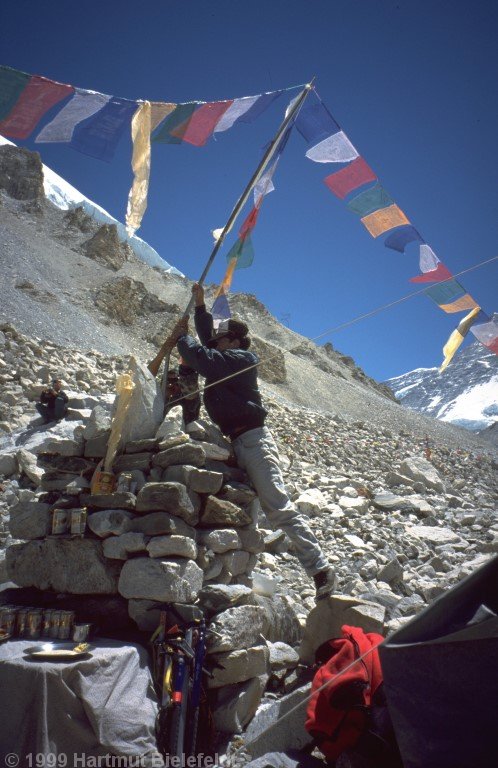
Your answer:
[126,101,152,236]
[439,306,481,372]
[439,294,479,313]
[150,101,176,132]
[360,204,410,237]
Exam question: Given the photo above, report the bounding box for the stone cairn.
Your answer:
[4,405,302,735]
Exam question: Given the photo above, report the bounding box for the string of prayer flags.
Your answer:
[168,101,233,146]
[424,279,479,313]
[384,226,423,253]
[211,256,238,323]
[440,306,483,372]
[470,314,498,354]
[35,89,112,143]
[324,156,377,199]
[360,204,410,238]
[214,91,283,132]
[346,183,394,217]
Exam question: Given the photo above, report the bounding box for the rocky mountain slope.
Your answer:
[1,143,496,453]
[385,340,498,439]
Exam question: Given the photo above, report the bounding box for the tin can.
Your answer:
[26,609,43,639]
[42,609,54,638]
[72,623,92,642]
[70,508,87,536]
[58,610,75,640]
[49,610,62,639]
[16,608,30,637]
[91,471,115,495]
[116,472,132,493]
[1,608,17,635]
[52,509,70,535]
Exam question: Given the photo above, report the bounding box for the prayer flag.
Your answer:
[211,292,231,323]
[239,206,260,240]
[384,225,423,253]
[295,94,339,145]
[236,91,282,123]
[324,157,377,199]
[152,103,198,144]
[439,294,480,313]
[126,101,151,236]
[171,101,233,146]
[253,157,278,203]
[418,244,439,272]
[0,66,30,122]
[346,183,394,217]
[214,95,260,133]
[410,262,453,283]
[306,130,359,163]
[470,314,498,354]
[440,306,482,372]
[424,279,466,306]
[0,75,73,139]
[150,102,176,131]
[360,204,410,237]
[70,96,137,161]
[226,234,254,269]
[36,89,111,143]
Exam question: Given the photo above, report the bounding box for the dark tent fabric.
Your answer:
[380,555,498,768]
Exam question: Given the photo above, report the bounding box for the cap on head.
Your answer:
[207,318,251,349]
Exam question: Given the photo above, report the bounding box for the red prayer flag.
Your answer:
[0,75,74,139]
[323,157,377,199]
[172,101,233,146]
[239,205,260,240]
[410,263,453,283]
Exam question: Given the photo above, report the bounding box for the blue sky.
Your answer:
[1,0,497,381]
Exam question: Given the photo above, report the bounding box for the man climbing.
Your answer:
[168,283,337,600]
[36,378,68,423]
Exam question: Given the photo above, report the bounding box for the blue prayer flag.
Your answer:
[295,93,340,145]
[70,97,137,161]
[384,225,424,253]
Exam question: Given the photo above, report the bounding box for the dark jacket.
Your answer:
[40,388,68,410]
[177,305,267,437]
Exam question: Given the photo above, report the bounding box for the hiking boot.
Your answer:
[314,568,338,601]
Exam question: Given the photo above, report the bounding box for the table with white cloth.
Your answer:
[0,638,160,765]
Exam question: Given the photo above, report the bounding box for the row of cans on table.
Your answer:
[51,507,87,536]
[0,604,91,641]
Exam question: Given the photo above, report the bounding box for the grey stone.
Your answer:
[212,676,267,734]
[152,443,206,469]
[201,496,252,527]
[135,482,197,525]
[113,452,152,472]
[81,492,136,510]
[118,357,164,443]
[299,595,385,664]
[372,492,425,512]
[9,501,51,539]
[0,452,17,477]
[208,605,268,653]
[146,535,197,559]
[218,481,256,506]
[84,432,110,458]
[407,525,461,545]
[254,595,303,646]
[268,642,300,671]
[377,557,404,584]
[103,532,147,559]
[197,584,255,613]
[162,465,224,495]
[126,512,195,538]
[399,456,445,492]
[221,550,251,576]
[128,599,162,631]
[238,527,265,553]
[198,528,241,553]
[125,438,158,453]
[6,539,121,593]
[87,509,135,538]
[243,684,313,757]
[208,646,270,688]
[16,448,43,485]
[118,557,203,602]
[83,405,112,440]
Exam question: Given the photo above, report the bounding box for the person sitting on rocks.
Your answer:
[36,379,68,423]
[167,283,337,601]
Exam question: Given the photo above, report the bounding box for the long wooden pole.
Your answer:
[151,80,315,393]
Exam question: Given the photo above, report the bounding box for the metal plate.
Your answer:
[24,642,92,660]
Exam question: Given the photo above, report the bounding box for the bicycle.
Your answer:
[149,602,221,759]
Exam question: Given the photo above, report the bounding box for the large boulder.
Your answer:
[9,501,52,539]
[84,224,129,271]
[0,145,44,200]
[399,456,445,492]
[207,605,268,653]
[118,557,203,602]
[117,357,164,444]
[135,482,197,524]
[6,539,121,593]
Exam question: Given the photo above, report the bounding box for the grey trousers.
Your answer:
[232,426,329,577]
